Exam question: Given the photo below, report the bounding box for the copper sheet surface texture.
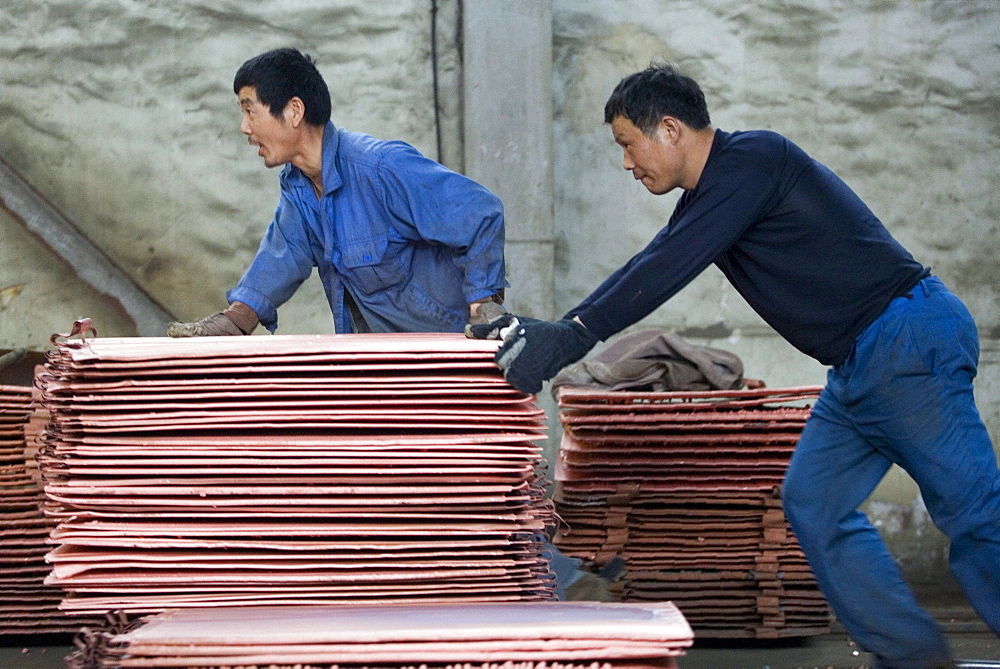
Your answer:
[66,601,691,668]
[553,386,832,638]
[0,385,103,634]
[38,334,557,614]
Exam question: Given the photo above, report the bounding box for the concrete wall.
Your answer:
[1,0,997,597]
[0,0,454,340]
[463,0,554,320]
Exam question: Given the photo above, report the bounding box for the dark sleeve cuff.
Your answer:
[564,308,615,342]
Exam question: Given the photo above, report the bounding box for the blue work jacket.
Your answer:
[227,122,507,333]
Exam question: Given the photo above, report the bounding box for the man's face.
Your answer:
[611,115,682,195]
[238,86,296,168]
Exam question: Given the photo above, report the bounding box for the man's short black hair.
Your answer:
[604,63,711,135]
[234,48,331,127]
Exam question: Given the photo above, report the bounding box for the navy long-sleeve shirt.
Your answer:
[567,129,928,367]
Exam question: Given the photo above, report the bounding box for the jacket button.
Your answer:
[363,254,372,262]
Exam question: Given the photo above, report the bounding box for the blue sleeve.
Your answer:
[376,146,507,303]
[226,195,315,332]
[566,137,782,340]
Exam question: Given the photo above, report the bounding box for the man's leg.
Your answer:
[871,389,1000,635]
[854,278,1000,634]
[784,396,953,667]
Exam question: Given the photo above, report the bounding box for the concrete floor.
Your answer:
[2,605,996,669]
[680,605,999,668]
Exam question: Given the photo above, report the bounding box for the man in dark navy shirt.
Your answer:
[470,64,1000,668]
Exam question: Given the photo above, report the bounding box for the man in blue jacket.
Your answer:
[168,47,507,337]
[167,48,600,601]
[471,64,1000,668]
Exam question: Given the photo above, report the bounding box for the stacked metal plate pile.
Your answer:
[37,328,555,615]
[0,384,101,633]
[24,379,48,484]
[67,601,694,669]
[552,386,832,639]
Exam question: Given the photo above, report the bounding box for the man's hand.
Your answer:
[167,312,243,337]
[465,302,515,339]
[466,293,508,331]
[494,318,599,394]
[167,302,259,337]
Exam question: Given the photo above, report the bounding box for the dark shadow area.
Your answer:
[0,348,47,386]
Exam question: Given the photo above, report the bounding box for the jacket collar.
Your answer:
[280,121,343,195]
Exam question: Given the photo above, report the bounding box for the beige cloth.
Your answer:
[550,329,745,394]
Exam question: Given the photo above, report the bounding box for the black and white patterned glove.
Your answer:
[495,318,599,394]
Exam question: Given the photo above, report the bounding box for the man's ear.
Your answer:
[659,116,683,143]
[284,96,306,128]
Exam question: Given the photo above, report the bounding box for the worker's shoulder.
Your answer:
[717,129,810,173]
[721,128,794,154]
[336,127,426,169]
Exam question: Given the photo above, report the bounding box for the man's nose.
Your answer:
[240,117,251,135]
[622,152,635,170]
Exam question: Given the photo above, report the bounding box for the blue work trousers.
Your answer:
[783,276,1000,668]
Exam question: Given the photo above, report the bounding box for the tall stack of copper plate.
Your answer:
[0,383,102,634]
[552,385,832,639]
[67,601,694,669]
[37,329,555,615]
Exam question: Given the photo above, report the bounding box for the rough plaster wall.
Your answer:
[552,0,1000,595]
[1,0,997,599]
[0,207,127,342]
[0,0,451,345]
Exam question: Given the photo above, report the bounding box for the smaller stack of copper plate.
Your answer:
[38,330,555,614]
[553,386,831,639]
[0,384,101,634]
[24,375,48,483]
[66,601,694,669]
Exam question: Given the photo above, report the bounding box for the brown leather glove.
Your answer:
[166,302,259,337]
[468,291,507,326]
[468,300,508,326]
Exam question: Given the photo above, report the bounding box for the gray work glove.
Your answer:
[470,300,508,325]
[167,302,259,337]
[167,312,243,337]
[465,307,516,340]
[465,295,507,327]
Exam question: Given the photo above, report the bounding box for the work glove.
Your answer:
[167,302,259,337]
[464,305,516,340]
[495,317,600,394]
[469,300,508,326]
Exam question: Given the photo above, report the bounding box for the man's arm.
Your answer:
[377,146,509,307]
[474,142,780,391]
[226,197,316,333]
[568,138,783,340]
[169,196,315,337]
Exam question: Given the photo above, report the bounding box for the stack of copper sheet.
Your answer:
[67,601,694,669]
[0,383,101,634]
[553,386,831,638]
[37,330,555,615]
[24,376,48,483]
